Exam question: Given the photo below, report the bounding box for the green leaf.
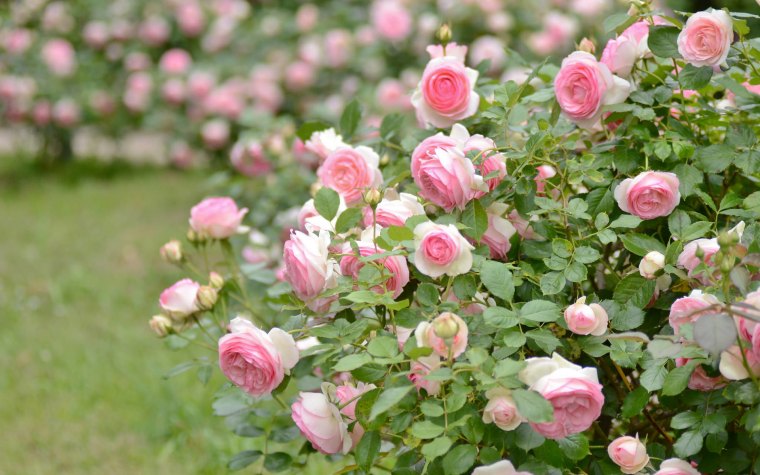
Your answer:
[679,64,714,90]
[520,300,561,323]
[462,199,488,241]
[314,187,340,221]
[540,271,566,295]
[355,430,381,472]
[333,353,373,372]
[443,445,478,475]
[380,113,404,140]
[335,208,363,234]
[367,336,399,358]
[352,364,387,382]
[621,233,666,256]
[526,329,561,353]
[604,13,634,32]
[662,360,698,396]
[480,260,515,301]
[648,25,681,58]
[513,389,554,423]
[483,307,519,328]
[610,214,643,229]
[228,450,262,471]
[694,144,734,174]
[453,274,477,300]
[680,221,712,241]
[671,411,701,429]
[564,261,588,283]
[387,225,414,242]
[421,436,453,462]
[558,434,590,461]
[416,283,439,306]
[339,100,362,139]
[668,210,691,238]
[674,430,703,458]
[621,387,650,418]
[574,246,601,264]
[613,274,656,308]
[264,453,292,472]
[640,363,668,392]
[369,385,413,420]
[410,420,445,439]
[296,121,331,142]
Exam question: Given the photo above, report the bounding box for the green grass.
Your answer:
[0,162,237,474]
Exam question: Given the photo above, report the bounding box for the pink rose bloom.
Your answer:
[339,241,409,298]
[291,392,351,454]
[189,197,248,239]
[53,99,80,127]
[159,278,201,319]
[413,222,474,278]
[473,460,533,475]
[162,78,186,105]
[481,203,517,260]
[324,29,353,68]
[409,355,442,395]
[296,4,319,32]
[317,146,382,205]
[482,388,523,431]
[305,128,348,162]
[410,130,459,180]
[535,165,557,195]
[677,237,721,284]
[719,345,760,381]
[508,209,540,240]
[413,146,485,212]
[614,171,680,220]
[412,52,480,128]
[83,21,109,49]
[554,51,631,128]
[335,382,376,420]
[285,61,316,91]
[518,353,604,439]
[470,36,507,74]
[203,86,245,119]
[160,49,193,75]
[230,140,273,177]
[188,71,216,99]
[668,290,720,334]
[675,358,727,391]
[608,435,650,474]
[600,36,639,77]
[564,296,609,336]
[140,16,170,46]
[571,0,609,18]
[640,251,666,279]
[528,12,578,56]
[201,119,230,150]
[177,2,206,37]
[460,130,506,194]
[678,9,733,68]
[219,317,299,397]
[283,229,338,303]
[654,458,701,475]
[41,39,76,77]
[3,28,32,55]
[242,247,269,264]
[415,312,468,359]
[32,101,52,125]
[125,52,151,72]
[426,43,469,63]
[377,79,412,111]
[371,0,412,42]
[368,191,425,228]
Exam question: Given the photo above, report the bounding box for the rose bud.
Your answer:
[209,272,224,289]
[416,312,468,359]
[639,251,665,279]
[149,315,173,337]
[363,188,382,207]
[578,37,596,54]
[160,240,183,264]
[654,458,701,475]
[608,435,650,474]
[564,296,608,336]
[196,285,218,310]
[159,278,201,320]
[482,388,523,431]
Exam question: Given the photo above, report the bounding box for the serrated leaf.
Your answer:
[422,436,453,461]
[481,260,514,301]
[648,25,681,58]
[662,360,698,396]
[674,430,703,458]
[621,387,650,418]
[339,100,362,139]
[679,64,713,90]
[410,421,445,439]
[228,450,262,471]
[520,300,561,323]
[355,430,381,472]
[369,386,413,420]
[621,233,666,256]
[512,389,554,423]
[335,207,363,234]
[462,199,488,241]
[443,445,478,475]
[314,187,340,221]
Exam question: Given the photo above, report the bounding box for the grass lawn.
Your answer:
[0,162,237,474]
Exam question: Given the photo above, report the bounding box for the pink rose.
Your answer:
[426,43,469,62]
[41,39,76,77]
[201,119,230,150]
[188,71,216,99]
[291,391,351,454]
[140,16,170,46]
[410,131,459,180]
[473,460,533,475]
[415,312,468,359]
[83,21,109,49]
[640,251,666,279]
[480,203,517,260]
[614,171,680,220]
[283,229,338,305]
[409,355,442,395]
[564,296,609,336]
[189,197,248,239]
[470,36,507,74]
[535,165,557,195]
[3,28,32,55]
[412,53,480,128]
[677,238,720,283]
[161,78,186,105]
[335,382,376,420]
[230,140,273,177]
[296,4,319,32]
[367,191,425,228]
[458,127,507,193]
[159,49,192,75]
[377,79,412,111]
[412,146,485,212]
[554,51,631,128]
[654,458,701,475]
[528,13,578,56]
[608,435,650,474]
[371,0,412,42]
[324,29,353,68]
[317,146,383,205]
[668,290,720,334]
[159,278,200,319]
[678,9,733,68]
[675,358,726,391]
[53,98,80,127]
[600,36,638,77]
[177,2,205,37]
[719,345,760,380]
[339,241,409,298]
[305,128,348,162]
[218,317,299,397]
[413,222,474,278]
[285,61,316,91]
[482,388,523,431]
[518,353,604,439]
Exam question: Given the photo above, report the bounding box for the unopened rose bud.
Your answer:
[436,24,452,45]
[364,188,382,207]
[196,285,218,310]
[639,251,665,279]
[149,315,173,337]
[186,228,201,243]
[433,312,460,340]
[379,154,390,166]
[578,38,595,54]
[209,271,224,289]
[160,239,183,264]
[717,232,734,248]
[720,256,735,273]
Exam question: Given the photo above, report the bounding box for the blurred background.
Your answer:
[1,0,758,473]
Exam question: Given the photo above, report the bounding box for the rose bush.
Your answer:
[149,2,760,474]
